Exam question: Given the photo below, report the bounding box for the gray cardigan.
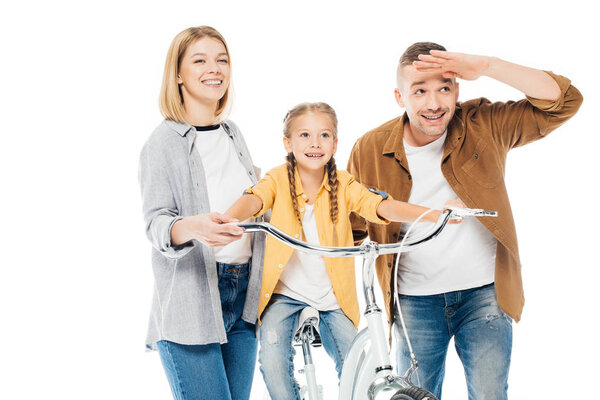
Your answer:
[139,119,265,349]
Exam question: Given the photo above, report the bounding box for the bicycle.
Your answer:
[239,206,497,400]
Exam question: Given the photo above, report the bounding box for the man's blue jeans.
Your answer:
[157,261,257,400]
[258,294,357,400]
[394,283,512,400]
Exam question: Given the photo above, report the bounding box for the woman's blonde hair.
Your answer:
[159,26,232,123]
[283,102,340,227]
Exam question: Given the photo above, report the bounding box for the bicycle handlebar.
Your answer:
[238,205,498,375]
[238,207,497,258]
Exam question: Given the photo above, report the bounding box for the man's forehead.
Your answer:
[399,65,453,86]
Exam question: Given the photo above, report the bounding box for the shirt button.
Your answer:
[388,263,392,268]
[278,264,283,269]
[386,291,391,297]
[300,208,304,212]
[295,234,299,238]
[265,293,270,298]
[407,174,412,180]
[474,153,479,159]
[302,194,307,199]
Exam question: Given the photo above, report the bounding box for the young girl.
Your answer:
[226,102,459,400]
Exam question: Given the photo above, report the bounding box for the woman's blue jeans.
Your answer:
[258,294,357,400]
[157,262,257,400]
[394,283,512,400]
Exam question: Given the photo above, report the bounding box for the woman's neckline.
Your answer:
[194,124,221,131]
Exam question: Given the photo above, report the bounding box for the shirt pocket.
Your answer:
[460,138,503,189]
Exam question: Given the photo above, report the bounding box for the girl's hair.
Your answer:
[283,102,339,226]
[159,26,233,123]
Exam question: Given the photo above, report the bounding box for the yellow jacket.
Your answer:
[247,164,389,328]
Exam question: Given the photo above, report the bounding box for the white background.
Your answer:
[0,0,597,398]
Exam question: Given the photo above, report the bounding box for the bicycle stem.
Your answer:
[362,242,380,315]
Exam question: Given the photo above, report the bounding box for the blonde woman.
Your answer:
[138,26,263,400]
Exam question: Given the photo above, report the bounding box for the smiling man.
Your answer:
[347,42,582,399]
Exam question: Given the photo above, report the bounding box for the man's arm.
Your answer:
[414,50,561,100]
[416,50,582,150]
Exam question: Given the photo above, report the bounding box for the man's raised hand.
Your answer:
[413,50,490,81]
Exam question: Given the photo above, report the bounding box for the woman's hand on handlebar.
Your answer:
[171,213,245,247]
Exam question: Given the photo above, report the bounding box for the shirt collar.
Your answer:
[292,166,331,197]
[382,107,465,163]
[382,113,408,159]
[165,119,194,137]
[165,120,235,155]
[442,105,465,158]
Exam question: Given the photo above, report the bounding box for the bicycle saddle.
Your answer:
[293,307,322,347]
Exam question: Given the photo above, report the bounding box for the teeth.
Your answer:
[306,154,323,157]
[203,80,222,85]
[423,114,443,120]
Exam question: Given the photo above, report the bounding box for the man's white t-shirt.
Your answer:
[274,204,340,310]
[194,125,253,264]
[398,131,497,295]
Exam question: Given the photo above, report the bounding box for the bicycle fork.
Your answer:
[361,243,416,399]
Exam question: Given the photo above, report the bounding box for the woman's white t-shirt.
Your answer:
[194,125,253,264]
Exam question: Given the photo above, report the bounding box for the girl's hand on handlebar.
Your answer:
[171,212,245,247]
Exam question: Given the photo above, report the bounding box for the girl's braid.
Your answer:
[327,157,339,225]
[286,153,302,225]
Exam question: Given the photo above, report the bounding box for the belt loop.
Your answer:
[217,260,251,276]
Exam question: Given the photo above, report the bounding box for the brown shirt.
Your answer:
[347,72,582,324]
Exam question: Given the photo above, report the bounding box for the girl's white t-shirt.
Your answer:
[398,131,497,295]
[194,125,253,264]
[274,204,340,310]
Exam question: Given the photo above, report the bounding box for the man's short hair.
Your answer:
[397,42,448,89]
[399,42,447,66]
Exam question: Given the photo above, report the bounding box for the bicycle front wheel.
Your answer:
[391,386,438,400]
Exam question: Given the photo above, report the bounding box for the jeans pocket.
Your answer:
[497,307,513,324]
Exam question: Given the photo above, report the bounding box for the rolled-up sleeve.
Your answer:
[526,71,573,113]
[244,171,278,218]
[488,71,583,150]
[345,176,391,224]
[139,143,195,259]
[524,72,583,136]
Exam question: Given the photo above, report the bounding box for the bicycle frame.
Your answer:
[240,207,495,400]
